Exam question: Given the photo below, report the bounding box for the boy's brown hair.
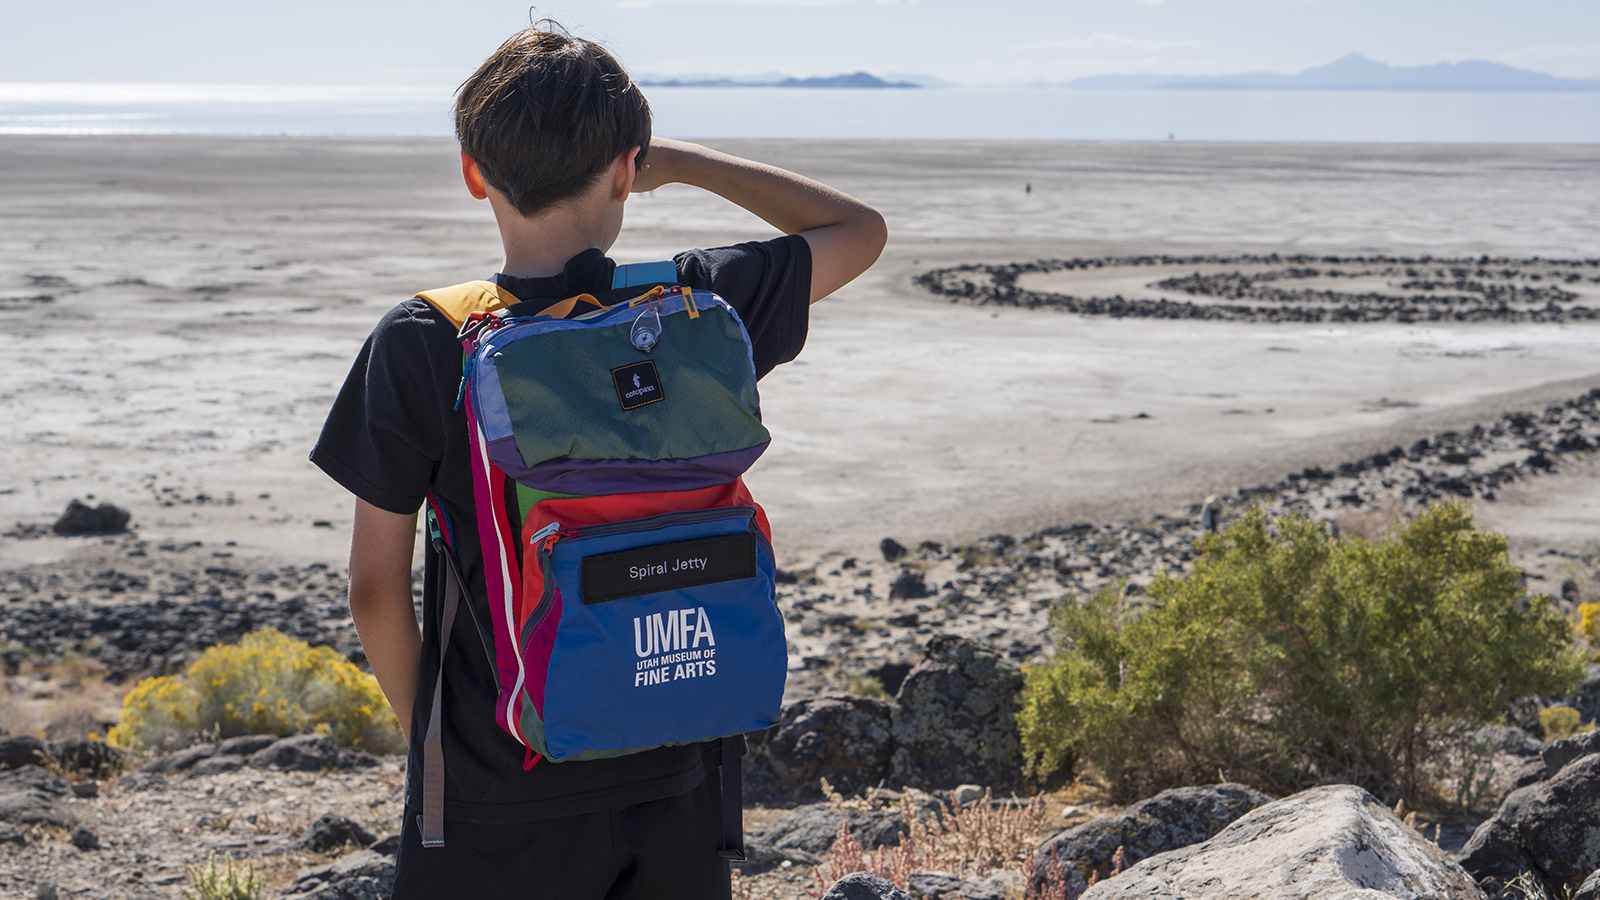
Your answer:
[456,26,651,216]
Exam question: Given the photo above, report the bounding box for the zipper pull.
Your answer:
[528,522,575,546]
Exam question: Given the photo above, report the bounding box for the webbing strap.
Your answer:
[612,260,678,290]
[717,734,748,862]
[419,557,463,848]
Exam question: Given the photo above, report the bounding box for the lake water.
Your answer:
[2,83,1598,143]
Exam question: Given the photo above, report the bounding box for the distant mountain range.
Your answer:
[639,71,920,89]
[1059,54,1600,92]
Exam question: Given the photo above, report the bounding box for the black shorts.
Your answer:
[391,774,732,900]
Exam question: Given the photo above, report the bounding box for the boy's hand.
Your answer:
[630,138,886,303]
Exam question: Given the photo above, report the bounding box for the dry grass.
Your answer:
[0,654,129,741]
[816,786,1049,891]
[1334,500,1412,543]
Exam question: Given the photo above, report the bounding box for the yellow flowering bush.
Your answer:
[109,629,403,754]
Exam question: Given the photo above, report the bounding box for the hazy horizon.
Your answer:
[1,1,1595,90]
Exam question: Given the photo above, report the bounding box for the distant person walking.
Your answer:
[1200,495,1223,533]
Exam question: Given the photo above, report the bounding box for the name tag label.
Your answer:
[582,532,758,605]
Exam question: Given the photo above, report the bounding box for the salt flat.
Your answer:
[1,137,1598,570]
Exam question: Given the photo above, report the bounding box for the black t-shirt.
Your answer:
[311,235,811,823]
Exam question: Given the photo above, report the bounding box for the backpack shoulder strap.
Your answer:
[611,260,678,290]
[416,281,521,331]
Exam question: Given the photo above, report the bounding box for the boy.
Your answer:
[310,25,886,899]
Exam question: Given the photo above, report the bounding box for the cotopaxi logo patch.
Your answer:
[611,360,664,411]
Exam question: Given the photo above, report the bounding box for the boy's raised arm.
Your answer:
[632,138,887,303]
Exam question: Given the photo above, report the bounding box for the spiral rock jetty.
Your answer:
[915,255,1600,323]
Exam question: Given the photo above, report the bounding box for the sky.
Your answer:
[0,0,1597,88]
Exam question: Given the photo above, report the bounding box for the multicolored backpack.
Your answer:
[414,262,788,855]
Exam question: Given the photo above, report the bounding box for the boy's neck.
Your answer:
[489,190,622,279]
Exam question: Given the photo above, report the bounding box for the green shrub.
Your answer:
[1538,705,1590,742]
[109,629,404,754]
[1018,502,1583,802]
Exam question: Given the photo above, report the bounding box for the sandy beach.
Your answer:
[2,137,1599,572]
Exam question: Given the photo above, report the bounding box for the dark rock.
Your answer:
[0,735,48,771]
[115,772,165,792]
[336,748,380,770]
[190,755,244,776]
[746,803,922,870]
[881,538,909,562]
[47,739,134,779]
[282,848,395,900]
[748,695,893,800]
[368,832,401,854]
[69,782,97,799]
[823,872,912,900]
[905,871,1015,899]
[1564,667,1600,725]
[1462,752,1600,897]
[1079,785,1482,900]
[70,827,98,850]
[52,499,131,534]
[300,813,379,852]
[866,662,913,697]
[1541,730,1600,779]
[142,743,216,773]
[1032,783,1271,890]
[0,765,74,828]
[907,871,965,899]
[889,571,929,601]
[216,734,279,756]
[890,635,1025,791]
[0,823,22,845]
[1470,724,1543,757]
[1504,757,1546,794]
[250,733,336,771]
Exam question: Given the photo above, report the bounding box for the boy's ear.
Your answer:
[461,151,489,201]
[608,147,642,201]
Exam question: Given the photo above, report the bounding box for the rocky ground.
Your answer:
[915,255,1600,323]
[7,386,1600,897]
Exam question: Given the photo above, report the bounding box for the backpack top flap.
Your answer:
[467,286,771,496]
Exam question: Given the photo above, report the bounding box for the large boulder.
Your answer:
[907,870,1019,900]
[216,734,280,757]
[890,635,1025,792]
[47,739,134,779]
[0,736,48,771]
[823,873,912,900]
[250,734,336,771]
[1031,783,1271,891]
[1080,785,1483,900]
[0,765,75,828]
[746,803,915,869]
[1461,752,1600,897]
[748,695,894,800]
[0,733,48,768]
[281,849,395,900]
[142,743,216,773]
[1539,729,1600,779]
[53,499,131,534]
[300,814,379,852]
